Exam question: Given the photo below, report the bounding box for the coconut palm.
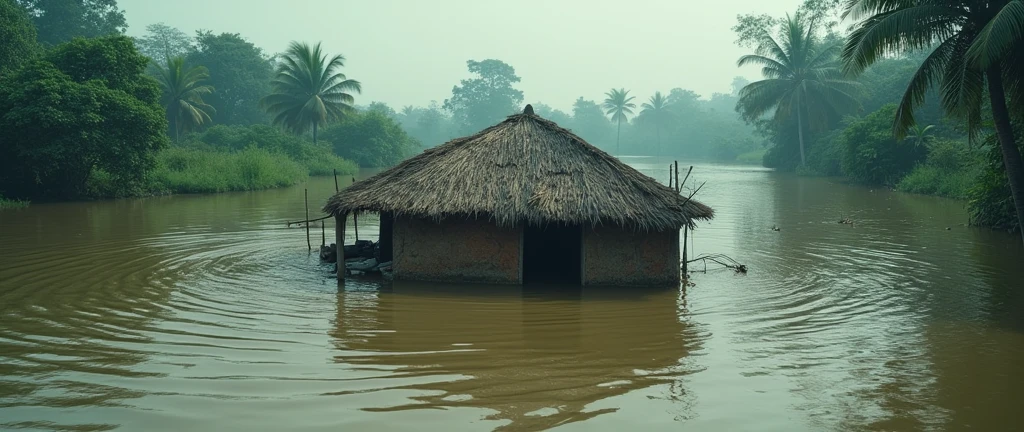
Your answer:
[736,13,861,166]
[261,41,361,143]
[842,0,1024,243]
[602,88,636,155]
[640,91,674,154]
[154,57,215,141]
[906,124,935,148]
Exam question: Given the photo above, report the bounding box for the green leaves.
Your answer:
[0,36,168,198]
[261,41,360,141]
[154,56,215,140]
[602,88,636,124]
[966,1,1024,69]
[442,59,524,133]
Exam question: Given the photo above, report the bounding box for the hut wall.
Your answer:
[393,216,521,284]
[582,227,680,286]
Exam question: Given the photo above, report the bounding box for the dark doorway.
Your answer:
[522,223,582,285]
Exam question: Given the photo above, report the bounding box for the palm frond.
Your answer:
[966,0,1024,69]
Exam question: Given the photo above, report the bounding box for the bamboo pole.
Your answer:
[333,169,339,192]
[304,189,311,251]
[336,213,346,283]
[668,164,674,188]
[682,226,688,275]
[354,213,359,242]
[321,219,325,247]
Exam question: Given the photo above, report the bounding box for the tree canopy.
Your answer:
[443,59,524,133]
[0,0,37,75]
[0,35,168,198]
[135,23,192,60]
[16,0,126,46]
[187,31,273,126]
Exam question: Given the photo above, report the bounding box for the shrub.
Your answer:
[896,139,980,199]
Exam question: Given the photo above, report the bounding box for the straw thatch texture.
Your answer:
[323,110,713,232]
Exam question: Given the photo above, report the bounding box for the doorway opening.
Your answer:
[522,223,582,285]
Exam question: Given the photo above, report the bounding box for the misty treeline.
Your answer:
[733,0,1024,234]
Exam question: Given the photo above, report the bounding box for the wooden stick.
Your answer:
[682,226,688,274]
[674,161,680,193]
[321,218,325,246]
[668,164,673,188]
[354,212,359,242]
[304,189,311,251]
[336,213,346,283]
[286,214,331,226]
[333,169,339,192]
[681,166,693,192]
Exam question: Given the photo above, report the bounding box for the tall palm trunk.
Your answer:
[616,119,621,155]
[987,67,1024,244]
[796,102,806,166]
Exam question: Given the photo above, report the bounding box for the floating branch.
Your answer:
[286,214,331,227]
[686,253,747,274]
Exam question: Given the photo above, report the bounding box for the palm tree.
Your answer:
[154,57,215,142]
[602,88,636,155]
[735,13,861,166]
[261,41,361,143]
[640,91,673,155]
[906,124,935,148]
[843,0,1024,243]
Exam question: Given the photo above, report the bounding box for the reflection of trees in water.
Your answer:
[329,283,706,430]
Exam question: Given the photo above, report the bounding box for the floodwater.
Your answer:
[1,160,1022,431]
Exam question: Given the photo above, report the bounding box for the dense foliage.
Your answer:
[0,0,37,75]
[0,36,168,198]
[186,31,272,126]
[16,0,127,46]
[321,111,421,168]
[443,59,524,134]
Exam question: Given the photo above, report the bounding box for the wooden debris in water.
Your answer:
[686,253,747,274]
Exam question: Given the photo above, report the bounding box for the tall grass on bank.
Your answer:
[151,147,308,194]
[0,196,29,209]
[896,140,983,199]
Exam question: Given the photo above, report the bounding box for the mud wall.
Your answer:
[583,227,679,286]
[393,216,521,284]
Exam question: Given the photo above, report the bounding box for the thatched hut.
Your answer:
[323,105,713,286]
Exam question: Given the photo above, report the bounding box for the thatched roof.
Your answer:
[323,106,714,232]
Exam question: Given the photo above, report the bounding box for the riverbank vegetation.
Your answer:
[733,0,1024,235]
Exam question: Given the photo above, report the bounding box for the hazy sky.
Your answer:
[119,0,801,112]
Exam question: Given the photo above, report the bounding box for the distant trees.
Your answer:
[572,97,614,149]
[188,31,273,126]
[15,0,127,46]
[639,91,672,153]
[0,0,37,75]
[154,57,215,141]
[443,59,524,133]
[735,13,859,166]
[261,41,361,143]
[320,111,420,168]
[602,88,636,154]
[0,36,168,198]
[134,23,192,60]
[843,0,1024,242]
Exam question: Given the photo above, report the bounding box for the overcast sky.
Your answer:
[119,0,802,112]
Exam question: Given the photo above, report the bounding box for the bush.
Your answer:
[321,111,421,168]
[967,125,1022,231]
[840,105,926,186]
[896,139,980,199]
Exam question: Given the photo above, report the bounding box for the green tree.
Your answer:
[0,0,37,75]
[154,56,214,141]
[15,0,126,46]
[443,59,524,133]
[572,97,614,150]
[261,41,360,143]
[187,31,273,126]
[320,111,421,167]
[135,22,192,60]
[736,13,860,166]
[640,91,673,154]
[602,88,636,155]
[843,0,1024,243]
[0,35,167,198]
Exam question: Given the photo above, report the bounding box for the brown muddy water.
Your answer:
[1,160,1022,431]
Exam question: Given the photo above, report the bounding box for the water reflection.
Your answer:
[330,282,707,430]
